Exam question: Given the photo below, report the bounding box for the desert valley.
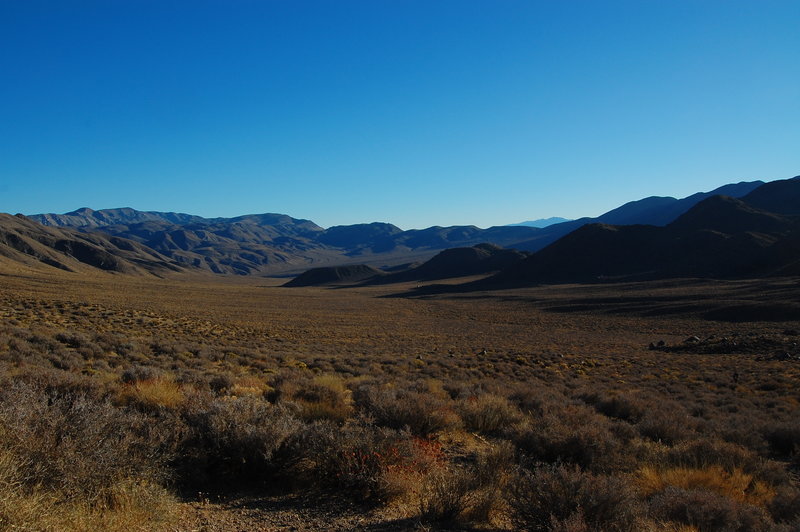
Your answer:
[0,177,798,531]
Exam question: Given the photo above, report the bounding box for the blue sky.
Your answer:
[1,1,798,229]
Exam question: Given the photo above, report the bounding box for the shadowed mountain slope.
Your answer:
[513,180,765,252]
[361,243,529,284]
[0,214,185,275]
[739,175,800,216]
[487,179,800,286]
[283,264,385,287]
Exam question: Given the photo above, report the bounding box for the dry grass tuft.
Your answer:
[637,465,775,508]
[116,376,187,411]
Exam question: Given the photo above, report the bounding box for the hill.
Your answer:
[513,180,765,252]
[507,217,571,228]
[487,178,800,286]
[360,243,528,284]
[19,175,794,277]
[283,264,385,287]
[29,208,541,275]
[0,213,184,275]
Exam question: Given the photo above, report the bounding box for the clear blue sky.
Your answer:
[1,1,798,229]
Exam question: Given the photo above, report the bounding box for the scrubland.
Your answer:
[0,268,798,531]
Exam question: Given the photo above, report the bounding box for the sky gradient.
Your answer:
[1,1,798,229]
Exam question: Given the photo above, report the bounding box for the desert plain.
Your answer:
[0,265,798,530]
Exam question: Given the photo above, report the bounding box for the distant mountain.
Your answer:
[739,176,800,216]
[513,180,765,252]
[486,177,800,286]
[29,208,541,275]
[32,207,207,228]
[284,264,385,287]
[362,243,529,285]
[317,223,403,252]
[508,217,571,228]
[21,175,794,278]
[0,213,184,275]
[29,209,338,275]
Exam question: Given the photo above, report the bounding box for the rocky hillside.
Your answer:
[0,213,184,275]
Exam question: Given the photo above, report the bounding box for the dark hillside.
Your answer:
[368,243,528,284]
[284,264,385,287]
[488,192,800,286]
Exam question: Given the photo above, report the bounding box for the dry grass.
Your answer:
[637,465,775,507]
[115,376,188,411]
[0,268,798,529]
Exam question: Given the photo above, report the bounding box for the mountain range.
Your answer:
[285,176,800,288]
[507,217,571,228]
[1,175,796,284]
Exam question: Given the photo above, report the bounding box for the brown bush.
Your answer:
[457,393,523,435]
[662,438,788,486]
[510,410,628,472]
[648,486,773,531]
[0,379,177,505]
[769,486,800,524]
[582,391,646,423]
[180,395,302,486]
[417,442,513,526]
[508,464,640,532]
[275,373,353,423]
[286,420,421,503]
[637,405,695,445]
[762,422,800,457]
[355,385,459,436]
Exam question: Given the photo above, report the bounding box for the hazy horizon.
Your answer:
[2,1,798,229]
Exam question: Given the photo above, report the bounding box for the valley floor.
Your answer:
[0,266,798,530]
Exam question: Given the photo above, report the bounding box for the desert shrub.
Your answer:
[208,373,234,393]
[121,364,161,384]
[508,464,640,532]
[55,331,91,349]
[0,447,177,531]
[510,386,566,416]
[356,385,459,436]
[770,486,800,524]
[662,438,788,485]
[637,405,694,445]
[457,393,523,435]
[418,467,476,525]
[286,420,422,503]
[180,396,302,486]
[418,442,514,526]
[762,422,800,457]
[275,373,353,423]
[510,410,627,472]
[582,392,646,423]
[648,486,773,531]
[0,380,175,504]
[0,448,54,530]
